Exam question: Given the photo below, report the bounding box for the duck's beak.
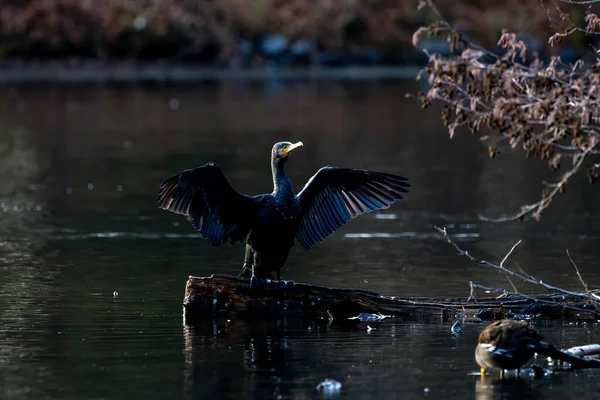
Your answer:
[283,141,304,154]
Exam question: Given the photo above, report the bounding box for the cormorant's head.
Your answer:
[272,141,303,163]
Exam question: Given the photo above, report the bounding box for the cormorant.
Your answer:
[157,141,410,286]
[475,320,543,378]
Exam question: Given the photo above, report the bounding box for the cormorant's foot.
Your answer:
[274,279,295,290]
[249,276,271,289]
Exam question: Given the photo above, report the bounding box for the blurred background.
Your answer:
[1,1,600,399]
[0,0,597,76]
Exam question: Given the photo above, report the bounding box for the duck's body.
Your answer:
[157,141,410,285]
[475,320,543,377]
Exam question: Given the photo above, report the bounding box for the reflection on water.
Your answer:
[474,378,540,400]
[181,319,600,400]
[0,82,599,399]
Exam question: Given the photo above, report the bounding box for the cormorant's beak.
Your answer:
[283,141,303,154]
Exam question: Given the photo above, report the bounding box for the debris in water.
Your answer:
[327,310,334,322]
[348,313,392,322]
[367,325,375,333]
[316,378,342,394]
[113,291,119,298]
[531,364,546,379]
[451,320,462,334]
[169,98,180,110]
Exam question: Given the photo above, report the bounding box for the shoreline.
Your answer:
[0,64,423,84]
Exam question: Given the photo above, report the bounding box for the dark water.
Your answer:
[0,82,599,399]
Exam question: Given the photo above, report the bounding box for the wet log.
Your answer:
[182,274,600,324]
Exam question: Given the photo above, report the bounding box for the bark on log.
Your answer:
[182,274,600,324]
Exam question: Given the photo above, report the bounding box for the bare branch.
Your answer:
[479,146,594,222]
[470,282,598,313]
[434,226,600,303]
[500,240,522,267]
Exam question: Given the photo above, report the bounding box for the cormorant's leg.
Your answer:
[250,263,259,288]
[250,251,265,288]
[239,245,253,278]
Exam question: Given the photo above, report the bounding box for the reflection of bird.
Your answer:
[157,141,410,286]
[475,320,543,378]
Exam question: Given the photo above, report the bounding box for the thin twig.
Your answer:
[479,147,593,222]
[471,282,596,313]
[505,274,520,294]
[500,240,522,267]
[567,249,590,294]
[467,281,478,303]
[566,250,600,301]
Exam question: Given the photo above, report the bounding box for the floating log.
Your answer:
[182,274,600,324]
[565,344,600,358]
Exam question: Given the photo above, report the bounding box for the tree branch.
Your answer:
[479,147,593,222]
[434,226,600,303]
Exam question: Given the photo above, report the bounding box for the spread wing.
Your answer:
[157,162,257,246]
[295,166,410,250]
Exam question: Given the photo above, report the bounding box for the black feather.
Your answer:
[295,167,410,250]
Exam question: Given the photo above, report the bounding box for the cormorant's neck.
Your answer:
[271,159,293,197]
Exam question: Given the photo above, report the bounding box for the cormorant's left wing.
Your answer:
[295,167,410,251]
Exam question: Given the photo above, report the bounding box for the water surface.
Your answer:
[0,82,599,399]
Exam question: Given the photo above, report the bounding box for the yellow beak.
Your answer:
[283,141,304,154]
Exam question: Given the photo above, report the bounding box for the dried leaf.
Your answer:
[470,97,478,111]
[448,123,459,139]
[488,145,500,158]
[548,154,561,171]
[412,27,426,48]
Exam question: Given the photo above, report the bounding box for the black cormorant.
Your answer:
[157,141,410,286]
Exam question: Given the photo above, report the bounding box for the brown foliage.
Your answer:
[415,0,600,222]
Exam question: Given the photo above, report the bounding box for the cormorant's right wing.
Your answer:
[157,163,257,246]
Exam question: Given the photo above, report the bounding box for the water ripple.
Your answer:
[41,231,482,241]
[47,232,201,240]
[344,232,480,239]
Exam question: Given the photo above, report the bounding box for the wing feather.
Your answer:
[157,162,256,246]
[295,167,410,250]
